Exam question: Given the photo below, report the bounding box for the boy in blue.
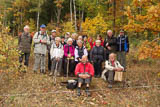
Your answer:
[117,30,129,70]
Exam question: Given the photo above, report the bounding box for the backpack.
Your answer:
[66,79,78,90]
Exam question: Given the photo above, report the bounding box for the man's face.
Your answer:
[52,32,56,37]
[24,28,29,33]
[107,32,112,37]
[109,55,115,62]
[40,27,46,33]
[120,32,124,36]
[61,38,65,42]
[81,56,87,64]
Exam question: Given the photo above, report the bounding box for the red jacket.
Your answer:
[75,62,94,76]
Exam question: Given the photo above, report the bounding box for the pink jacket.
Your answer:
[64,44,75,58]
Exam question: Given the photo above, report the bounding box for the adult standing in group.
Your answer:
[63,38,75,76]
[90,40,105,78]
[74,40,88,65]
[48,30,57,72]
[103,30,117,60]
[33,24,50,74]
[18,25,32,73]
[93,35,104,47]
[117,30,129,70]
[65,32,70,42]
[71,33,78,47]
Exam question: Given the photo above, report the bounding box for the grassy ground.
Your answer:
[0,54,160,107]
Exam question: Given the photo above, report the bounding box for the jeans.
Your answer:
[48,52,51,71]
[19,53,30,67]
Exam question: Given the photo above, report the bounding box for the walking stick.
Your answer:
[53,61,58,85]
[67,58,70,79]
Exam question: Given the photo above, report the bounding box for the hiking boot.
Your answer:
[49,72,53,76]
[85,87,91,97]
[77,87,81,96]
[108,84,112,88]
[22,70,26,73]
[33,70,37,74]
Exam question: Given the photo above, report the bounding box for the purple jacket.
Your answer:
[64,44,75,57]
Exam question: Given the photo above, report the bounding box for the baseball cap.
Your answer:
[40,24,46,28]
[51,30,56,33]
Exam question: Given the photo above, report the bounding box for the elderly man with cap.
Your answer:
[117,30,129,71]
[18,25,32,73]
[90,40,106,78]
[75,55,94,96]
[48,29,57,72]
[33,24,50,74]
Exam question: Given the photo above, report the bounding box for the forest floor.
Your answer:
[0,54,160,107]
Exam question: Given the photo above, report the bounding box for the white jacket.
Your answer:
[101,60,124,81]
[50,43,64,59]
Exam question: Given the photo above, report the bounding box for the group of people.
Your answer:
[18,24,129,96]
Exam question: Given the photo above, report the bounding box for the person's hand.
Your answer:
[79,74,84,78]
[107,46,111,50]
[41,40,47,44]
[56,57,60,61]
[117,68,123,72]
[105,43,109,47]
[68,54,71,58]
[79,58,82,62]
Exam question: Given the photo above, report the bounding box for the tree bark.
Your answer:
[36,0,40,31]
[70,0,73,24]
[73,0,77,32]
[113,0,116,34]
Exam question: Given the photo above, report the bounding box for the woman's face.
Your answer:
[68,40,72,45]
[55,40,59,45]
[96,41,101,47]
[84,37,87,42]
[78,42,83,47]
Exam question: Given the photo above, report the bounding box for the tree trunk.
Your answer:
[56,8,61,27]
[37,0,40,31]
[80,5,84,32]
[113,0,116,34]
[73,0,77,32]
[70,0,73,24]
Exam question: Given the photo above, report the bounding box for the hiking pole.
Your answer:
[67,58,70,79]
[53,61,58,85]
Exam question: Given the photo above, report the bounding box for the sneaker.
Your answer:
[49,72,53,76]
[33,70,37,74]
[85,87,91,97]
[108,84,112,88]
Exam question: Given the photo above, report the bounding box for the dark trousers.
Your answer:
[93,59,103,76]
[105,70,115,84]
[48,52,51,71]
[64,58,75,75]
[19,53,30,67]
